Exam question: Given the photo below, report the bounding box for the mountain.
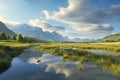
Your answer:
[0,21,16,35]
[7,24,68,41]
[68,38,96,42]
[100,33,120,42]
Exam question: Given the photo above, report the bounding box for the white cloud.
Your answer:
[43,0,87,24]
[28,19,113,39]
[72,23,113,32]
[0,16,20,26]
[29,19,71,37]
[29,19,65,32]
[43,0,117,39]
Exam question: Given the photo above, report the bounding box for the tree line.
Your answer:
[0,32,43,42]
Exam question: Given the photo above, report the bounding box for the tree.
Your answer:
[16,34,23,42]
[7,35,11,40]
[10,35,16,40]
[7,35,16,40]
[0,32,7,40]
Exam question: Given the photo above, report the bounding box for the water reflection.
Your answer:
[0,48,120,80]
[46,62,79,77]
[87,50,120,55]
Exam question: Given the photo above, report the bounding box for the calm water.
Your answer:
[86,50,120,55]
[0,47,120,80]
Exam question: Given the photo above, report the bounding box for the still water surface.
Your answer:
[0,47,120,80]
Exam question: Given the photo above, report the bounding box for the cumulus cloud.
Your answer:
[43,0,119,38]
[29,19,65,32]
[72,23,113,32]
[43,0,88,24]
[29,19,71,37]
[43,0,120,23]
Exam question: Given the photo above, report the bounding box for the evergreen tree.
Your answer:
[10,35,16,40]
[0,32,7,40]
[13,35,16,40]
[7,35,11,40]
[16,34,23,42]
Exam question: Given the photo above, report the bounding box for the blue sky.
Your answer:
[0,0,120,39]
[0,0,68,22]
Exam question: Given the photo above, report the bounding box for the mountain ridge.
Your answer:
[100,33,120,42]
[0,21,16,35]
[7,24,68,41]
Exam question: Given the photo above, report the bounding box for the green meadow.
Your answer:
[0,41,120,76]
[0,41,32,72]
[37,42,120,76]
[37,42,120,52]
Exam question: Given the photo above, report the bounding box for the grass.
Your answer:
[37,42,120,76]
[0,41,120,76]
[37,42,120,52]
[0,41,33,72]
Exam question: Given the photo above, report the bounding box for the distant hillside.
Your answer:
[68,38,95,42]
[7,24,68,41]
[100,33,120,42]
[0,21,16,35]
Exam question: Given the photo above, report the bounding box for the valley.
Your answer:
[0,41,120,80]
[0,0,120,79]
[0,21,120,79]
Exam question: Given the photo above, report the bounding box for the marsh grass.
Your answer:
[38,42,120,52]
[37,42,120,76]
[0,41,32,72]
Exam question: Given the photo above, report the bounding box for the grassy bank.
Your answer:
[38,42,120,52]
[37,43,120,76]
[0,41,32,72]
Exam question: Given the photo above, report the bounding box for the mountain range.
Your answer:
[68,38,96,42]
[1,21,120,42]
[7,24,68,41]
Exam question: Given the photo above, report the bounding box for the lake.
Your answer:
[0,47,120,80]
